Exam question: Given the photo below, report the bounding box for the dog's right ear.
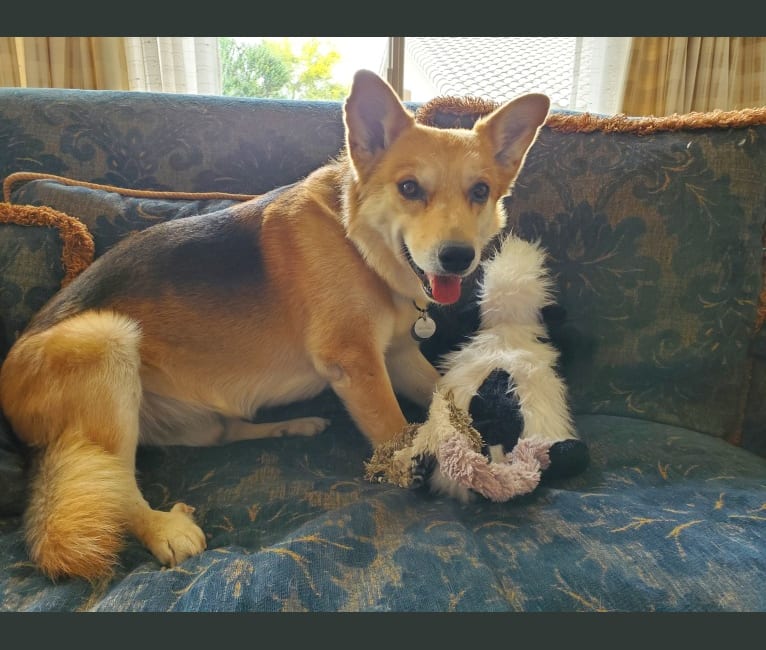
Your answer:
[344,70,414,178]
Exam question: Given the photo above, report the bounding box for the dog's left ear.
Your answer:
[344,70,414,178]
[473,93,550,180]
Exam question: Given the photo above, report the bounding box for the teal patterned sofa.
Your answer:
[1,87,765,612]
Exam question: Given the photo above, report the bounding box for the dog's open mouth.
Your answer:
[400,238,462,305]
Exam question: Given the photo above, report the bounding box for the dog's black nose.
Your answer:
[438,242,475,274]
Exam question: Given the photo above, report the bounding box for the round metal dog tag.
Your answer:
[411,314,437,341]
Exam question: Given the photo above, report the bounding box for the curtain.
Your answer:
[573,37,632,115]
[0,37,129,89]
[620,37,766,116]
[0,38,22,86]
[0,37,221,95]
[123,37,221,94]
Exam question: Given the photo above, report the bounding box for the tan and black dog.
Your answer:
[0,70,549,581]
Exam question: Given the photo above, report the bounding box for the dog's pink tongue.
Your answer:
[428,273,462,305]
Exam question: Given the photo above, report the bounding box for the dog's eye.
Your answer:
[398,179,423,201]
[470,182,490,203]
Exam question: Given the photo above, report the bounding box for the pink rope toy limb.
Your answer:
[436,434,552,502]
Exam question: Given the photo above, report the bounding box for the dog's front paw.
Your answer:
[141,502,207,568]
[410,452,436,489]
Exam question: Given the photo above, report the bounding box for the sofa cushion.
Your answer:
[0,411,763,612]
[5,172,255,258]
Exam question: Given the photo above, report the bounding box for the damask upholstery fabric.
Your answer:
[0,89,345,194]
[2,409,765,612]
[0,219,68,360]
[507,124,764,439]
[0,88,764,611]
[743,328,766,457]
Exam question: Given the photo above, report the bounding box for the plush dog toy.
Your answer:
[366,234,589,502]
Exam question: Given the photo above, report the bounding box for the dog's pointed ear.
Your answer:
[474,93,550,180]
[344,70,414,178]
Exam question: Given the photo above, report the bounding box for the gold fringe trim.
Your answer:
[3,172,258,204]
[415,95,766,135]
[415,95,500,126]
[0,202,94,286]
[546,106,766,135]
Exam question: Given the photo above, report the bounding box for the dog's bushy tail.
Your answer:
[0,310,144,582]
[24,429,134,582]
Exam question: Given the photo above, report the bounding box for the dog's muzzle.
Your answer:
[400,238,473,305]
[438,243,475,274]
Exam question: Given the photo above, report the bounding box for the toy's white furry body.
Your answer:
[429,235,577,500]
[439,235,575,442]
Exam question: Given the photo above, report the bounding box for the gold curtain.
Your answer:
[0,37,221,94]
[620,37,766,116]
[0,37,129,89]
[0,38,22,86]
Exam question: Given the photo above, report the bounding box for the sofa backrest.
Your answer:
[0,88,346,194]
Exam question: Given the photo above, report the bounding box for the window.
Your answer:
[218,37,631,115]
[6,37,764,116]
[401,37,632,114]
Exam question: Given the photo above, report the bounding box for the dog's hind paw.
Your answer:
[278,416,330,437]
[223,416,330,442]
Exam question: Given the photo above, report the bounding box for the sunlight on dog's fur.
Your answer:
[0,70,549,581]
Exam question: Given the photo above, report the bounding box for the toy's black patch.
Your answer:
[419,298,481,365]
[468,369,524,452]
[466,366,589,483]
[420,293,568,367]
[542,438,590,481]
